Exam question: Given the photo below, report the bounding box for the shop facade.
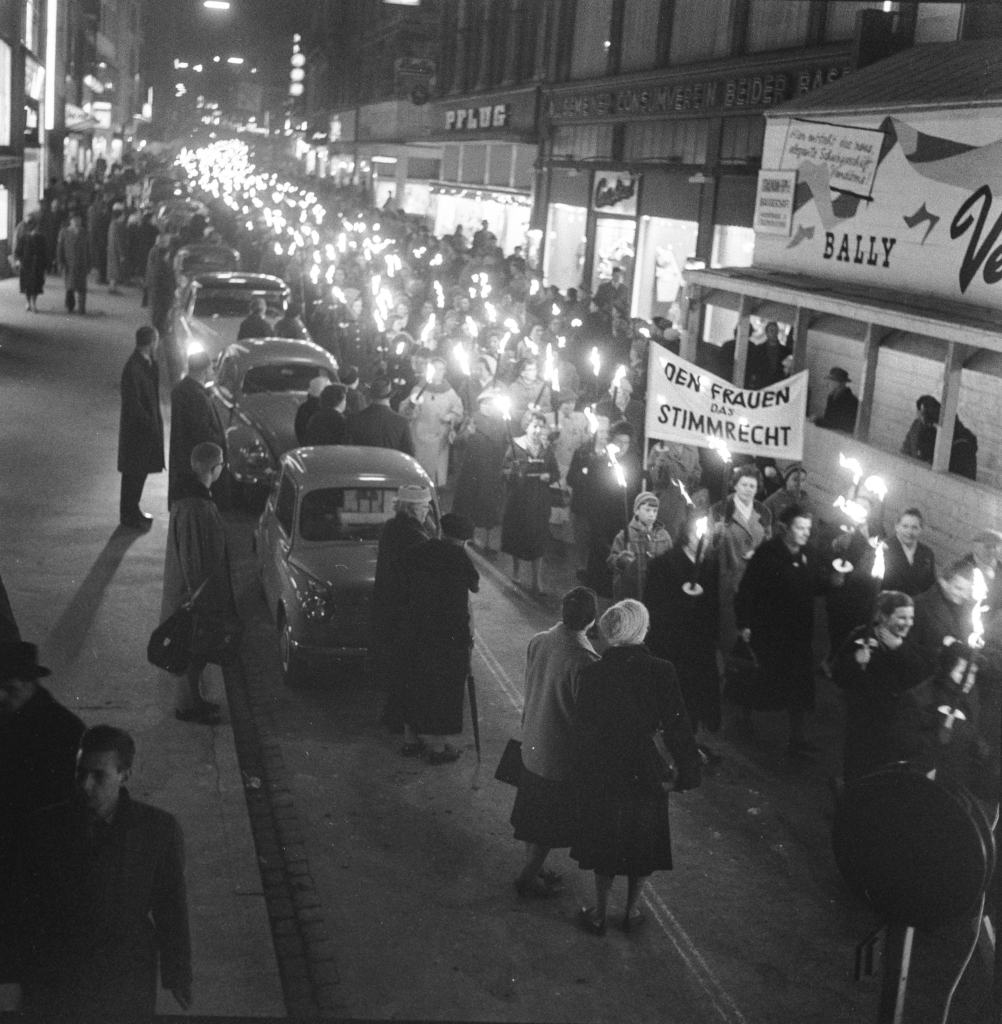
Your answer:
[427,85,539,254]
[681,41,1002,556]
[540,45,855,322]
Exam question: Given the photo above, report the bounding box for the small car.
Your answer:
[255,446,437,685]
[209,338,339,503]
[174,271,293,363]
[173,243,241,283]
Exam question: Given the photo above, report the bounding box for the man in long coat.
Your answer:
[106,205,127,294]
[168,347,226,507]
[144,233,175,336]
[87,193,111,285]
[118,326,165,530]
[347,378,414,454]
[162,442,236,724]
[56,211,91,314]
[14,725,193,1017]
[0,642,85,982]
[372,485,432,737]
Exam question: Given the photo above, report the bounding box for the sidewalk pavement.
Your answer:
[0,280,284,1017]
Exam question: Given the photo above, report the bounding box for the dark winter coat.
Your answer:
[0,687,85,982]
[294,396,320,446]
[168,376,226,506]
[826,529,881,652]
[581,446,642,597]
[881,537,936,597]
[501,439,559,561]
[401,539,479,736]
[734,536,830,711]
[144,246,175,325]
[570,645,701,877]
[14,790,191,1018]
[816,386,859,434]
[832,624,928,781]
[304,407,349,446]
[117,349,165,475]
[237,312,273,340]
[645,546,722,732]
[910,583,975,674]
[56,224,91,291]
[950,417,978,481]
[0,571,18,642]
[16,230,47,296]
[347,402,415,455]
[452,413,507,530]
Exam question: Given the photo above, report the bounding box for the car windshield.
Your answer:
[193,290,285,318]
[242,363,332,395]
[182,250,238,273]
[299,488,397,542]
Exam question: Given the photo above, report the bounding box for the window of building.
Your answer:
[619,0,662,73]
[719,116,765,165]
[0,40,11,148]
[623,120,710,166]
[746,0,811,52]
[23,0,41,53]
[552,124,614,162]
[823,1,885,42]
[569,0,614,79]
[669,0,734,65]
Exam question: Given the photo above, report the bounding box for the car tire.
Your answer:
[277,610,308,688]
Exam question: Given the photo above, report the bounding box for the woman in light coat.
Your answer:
[400,355,464,486]
[709,464,772,654]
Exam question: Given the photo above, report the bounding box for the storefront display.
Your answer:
[543,203,586,290]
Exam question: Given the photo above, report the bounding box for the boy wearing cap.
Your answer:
[607,493,673,602]
[814,366,859,434]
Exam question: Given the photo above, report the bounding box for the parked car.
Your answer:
[173,243,241,284]
[256,446,437,685]
[175,271,293,362]
[210,338,339,504]
[156,197,208,233]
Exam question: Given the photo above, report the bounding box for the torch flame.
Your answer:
[706,438,732,463]
[674,479,695,507]
[421,313,436,343]
[494,394,512,421]
[571,318,583,328]
[612,365,627,390]
[839,453,863,485]
[552,303,560,317]
[498,331,511,355]
[504,318,520,333]
[864,475,888,502]
[453,343,471,376]
[395,340,406,356]
[970,568,988,647]
[584,406,599,434]
[695,516,708,540]
[530,280,540,295]
[871,540,886,579]
[465,315,479,338]
[485,302,497,323]
[424,363,435,384]
[590,347,601,376]
[606,443,627,488]
[833,495,869,525]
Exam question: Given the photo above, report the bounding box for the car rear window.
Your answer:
[182,250,239,274]
[242,363,333,394]
[193,290,285,318]
[299,488,397,542]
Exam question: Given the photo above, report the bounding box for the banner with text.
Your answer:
[645,343,808,460]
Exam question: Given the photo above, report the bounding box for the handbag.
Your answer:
[190,609,243,666]
[494,738,524,787]
[147,578,210,675]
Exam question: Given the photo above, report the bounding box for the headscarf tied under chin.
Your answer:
[600,599,650,647]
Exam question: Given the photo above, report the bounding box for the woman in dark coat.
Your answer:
[831,590,926,783]
[645,514,722,759]
[571,600,701,935]
[15,215,47,312]
[501,411,559,594]
[734,503,835,756]
[451,391,508,551]
[825,496,882,660]
[401,514,479,764]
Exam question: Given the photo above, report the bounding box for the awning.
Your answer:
[685,266,1002,355]
[65,104,102,134]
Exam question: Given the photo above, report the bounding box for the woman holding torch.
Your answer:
[399,355,464,487]
[501,411,560,595]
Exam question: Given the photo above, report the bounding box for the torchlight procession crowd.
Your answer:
[1,135,1001,1013]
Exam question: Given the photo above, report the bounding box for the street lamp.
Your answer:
[204,1,230,9]
[227,56,244,64]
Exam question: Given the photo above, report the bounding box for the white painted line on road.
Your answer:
[473,631,524,711]
[475,625,749,1024]
[643,886,750,1024]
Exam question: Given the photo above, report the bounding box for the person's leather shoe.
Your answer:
[121,513,153,531]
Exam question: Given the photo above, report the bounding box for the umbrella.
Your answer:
[467,672,481,763]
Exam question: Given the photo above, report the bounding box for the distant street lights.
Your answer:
[204,1,230,9]
[227,56,244,64]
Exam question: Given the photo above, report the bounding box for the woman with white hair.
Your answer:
[570,599,701,936]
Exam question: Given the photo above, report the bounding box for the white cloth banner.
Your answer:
[644,343,808,460]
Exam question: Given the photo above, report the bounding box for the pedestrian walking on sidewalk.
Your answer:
[144,232,175,336]
[13,725,193,1017]
[118,326,165,531]
[106,204,127,295]
[15,214,47,313]
[55,211,91,314]
[168,347,227,507]
[400,513,479,764]
[372,484,433,738]
[511,587,599,898]
[570,600,701,936]
[0,642,85,982]
[161,442,237,726]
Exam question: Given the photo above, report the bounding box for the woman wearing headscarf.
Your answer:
[451,389,508,552]
[506,358,550,429]
[645,513,723,763]
[709,463,772,654]
[831,590,926,784]
[399,355,464,486]
[501,411,559,594]
[570,600,701,936]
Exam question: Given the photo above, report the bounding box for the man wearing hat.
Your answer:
[168,346,227,507]
[118,325,164,530]
[339,365,369,418]
[607,492,673,601]
[814,366,859,434]
[0,642,85,981]
[348,377,415,455]
[372,484,433,737]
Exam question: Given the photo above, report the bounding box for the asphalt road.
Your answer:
[0,273,994,1023]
